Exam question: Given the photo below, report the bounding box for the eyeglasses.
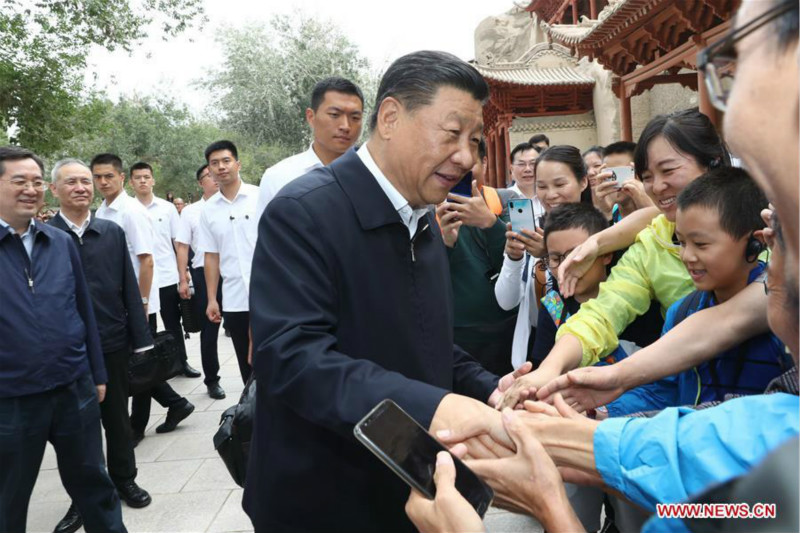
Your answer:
[1,177,47,192]
[698,0,796,112]
[545,247,576,272]
[512,161,537,169]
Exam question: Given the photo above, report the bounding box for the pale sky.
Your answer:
[85,0,515,114]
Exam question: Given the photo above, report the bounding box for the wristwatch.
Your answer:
[142,297,149,304]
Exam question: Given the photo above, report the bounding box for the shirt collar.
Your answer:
[105,191,130,211]
[304,144,325,169]
[211,179,253,204]
[0,216,36,236]
[58,210,91,233]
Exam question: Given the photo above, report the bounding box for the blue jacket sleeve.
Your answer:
[69,238,107,385]
[250,196,450,437]
[606,374,681,416]
[594,393,800,511]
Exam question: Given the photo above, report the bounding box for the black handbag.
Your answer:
[213,376,256,487]
[128,331,183,396]
[179,296,202,333]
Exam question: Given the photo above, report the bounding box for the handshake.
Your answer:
[407,363,629,533]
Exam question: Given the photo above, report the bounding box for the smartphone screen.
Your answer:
[607,166,635,186]
[508,199,537,233]
[354,400,494,517]
[450,172,473,197]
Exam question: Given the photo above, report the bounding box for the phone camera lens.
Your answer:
[517,209,523,213]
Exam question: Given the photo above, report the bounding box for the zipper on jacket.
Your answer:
[410,223,430,263]
[24,268,34,293]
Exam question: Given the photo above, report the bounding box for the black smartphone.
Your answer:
[450,171,473,197]
[354,399,494,517]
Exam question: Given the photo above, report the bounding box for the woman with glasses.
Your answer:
[494,145,589,370]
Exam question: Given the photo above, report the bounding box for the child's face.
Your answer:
[546,227,610,301]
[676,205,751,302]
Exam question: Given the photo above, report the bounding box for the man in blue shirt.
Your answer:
[0,146,126,533]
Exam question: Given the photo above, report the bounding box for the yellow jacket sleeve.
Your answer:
[556,216,694,366]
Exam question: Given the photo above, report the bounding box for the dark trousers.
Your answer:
[191,266,221,385]
[0,375,126,533]
[100,346,137,484]
[454,316,517,377]
[129,315,186,435]
[158,284,188,363]
[223,311,251,384]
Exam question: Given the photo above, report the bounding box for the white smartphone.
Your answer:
[606,166,635,186]
[508,198,537,233]
[354,399,494,517]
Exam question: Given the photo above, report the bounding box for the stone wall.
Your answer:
[509,111,598,152]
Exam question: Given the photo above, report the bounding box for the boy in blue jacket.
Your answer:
[605,167,791,417]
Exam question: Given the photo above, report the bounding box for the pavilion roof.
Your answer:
[475,63,594,86]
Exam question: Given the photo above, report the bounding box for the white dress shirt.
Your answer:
[96,192,161,314]
[257,145,324,218]
[58,211,91,238]
[139,196,181,288]
[198,180,260,312]
[258,144,325,218]
[175,198,206,269]
[357,144,429,238]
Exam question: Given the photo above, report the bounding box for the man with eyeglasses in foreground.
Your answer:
[0,146,126,533]
[407,1,799,531]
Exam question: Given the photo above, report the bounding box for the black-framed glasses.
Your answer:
[697,0,796,112]
[545,247,576,273]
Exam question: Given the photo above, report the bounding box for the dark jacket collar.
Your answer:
[329,147,404,231]
[50,211,103,235]
[0,218,49,242]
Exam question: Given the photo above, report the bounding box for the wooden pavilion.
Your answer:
[475,43,595,188]
[526,0,737,140]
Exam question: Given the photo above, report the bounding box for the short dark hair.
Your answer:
[0,146,44,178]
[603,141,636,159]
[529,134,550,147]
[677,167,768,240]
[204,140,239,162]
[310,77,364,111]
[196,164,209,181]
[582,145,604,159]
[634,108,730,177]
[130,161,153,176]
[543,203,608,243]
[510,142,537,163]
[369,50,489,132]
[90,153,124,173]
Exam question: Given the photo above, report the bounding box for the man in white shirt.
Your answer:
[199,141,259,384]
[256,77,364,217]
[176,164,225,399]
[130,161,199,379]
[91,154,193,445]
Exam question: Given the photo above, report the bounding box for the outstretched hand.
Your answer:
[557,237,600,298]
[536,365,626,414]
[487,361,532,408]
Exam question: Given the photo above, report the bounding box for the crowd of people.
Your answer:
[0,0,796,532]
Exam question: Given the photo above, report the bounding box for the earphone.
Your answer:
[745,232,766,263]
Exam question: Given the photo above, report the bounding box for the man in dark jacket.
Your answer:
[49,158,154,533]
[0,146,125,533]
[245,51,520,533]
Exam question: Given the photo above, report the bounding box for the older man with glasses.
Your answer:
[0,146,126,533]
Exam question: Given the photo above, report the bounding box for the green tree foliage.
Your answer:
[54,95,287,202]
[205,13,378,154]
[1,0,205,153]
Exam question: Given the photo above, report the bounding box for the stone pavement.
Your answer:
[27,329,542,533]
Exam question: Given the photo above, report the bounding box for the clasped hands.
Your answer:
[411,393,593,533]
